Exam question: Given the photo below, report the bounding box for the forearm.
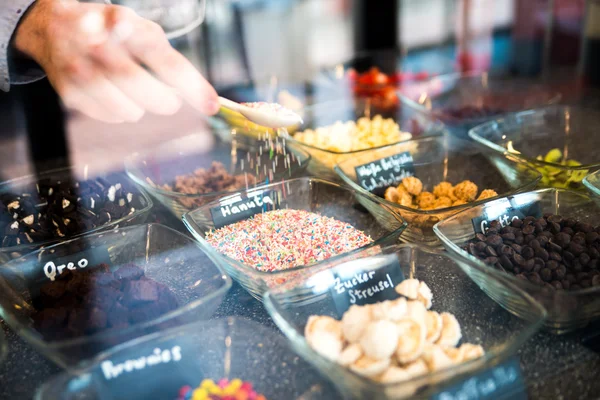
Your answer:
[1,0,47,92]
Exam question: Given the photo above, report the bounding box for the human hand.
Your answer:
[13,0,219,123]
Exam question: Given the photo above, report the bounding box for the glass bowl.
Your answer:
[334,136,541,246]
[584,169,600,203]
[317,49,446,112]
[398,71,562,139]
[434,188,600,334]
[263,243,545,400]
[470,106,600,191]
[36,317,341,400]
[281,100,447,181]
[182,177,407,300]
[0,224,231,372]
[0,329,5,366]
[0,166,153,264]
[124,134,310,218]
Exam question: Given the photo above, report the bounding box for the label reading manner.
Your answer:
[42,246,112,281]
[330,255,405,315]
[431,357,526,400]
[354,152,415,194]
[471,198,542,235]
[210,190,279,229]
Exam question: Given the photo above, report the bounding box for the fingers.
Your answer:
[58,58,145,123]
[122,19,220,115]
[39,2,219,123]
[59,84,125,124]
[90,41,182,116]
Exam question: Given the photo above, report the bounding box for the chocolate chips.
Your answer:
[0,175,147,249]
[467,214,600,291]
[32,263,179,340]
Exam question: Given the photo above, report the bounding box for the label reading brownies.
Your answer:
[431,357,526,400]
[97,341,188,400]
[354,152,415,195]
[471,198,542,235]
[330,254,404,316]
[210,189,279,229]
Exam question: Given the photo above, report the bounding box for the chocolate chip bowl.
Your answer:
[434,188,600,334]
[0,224,231,372]
[0,166,153,263]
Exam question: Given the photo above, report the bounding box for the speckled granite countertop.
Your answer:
[1,195,600,400]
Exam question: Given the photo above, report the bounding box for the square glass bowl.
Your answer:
[124,134,310,218]
[0,166,152,263]
[263,243,545,400]
[317,49,450,111]
[0,224,231,371]
[398,71,562,138]
[469,106,600,190]
[334,135,541,246]
[280,100,447,181]
[584,169,600,203]
[36,317,341,400]
[434,188,600,334]
[182,177,407,300]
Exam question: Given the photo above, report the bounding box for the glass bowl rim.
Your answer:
[583,169,600,195]
[334,135,542,215]
[182,177,408,278]
[34,315,334,400]
[280,99,447,155]
[468,106,600,170]
[0,223,233,350]
[124,133,312,199]
[433,187,600,297]
[397,71,563,112]
[0,165,154,255]
[263,241,546,392]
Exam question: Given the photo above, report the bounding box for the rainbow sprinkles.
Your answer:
[205,209,373,272]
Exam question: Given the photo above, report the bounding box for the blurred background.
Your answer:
[0,0,594,180]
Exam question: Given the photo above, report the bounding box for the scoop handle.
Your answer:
[218,96,243,113]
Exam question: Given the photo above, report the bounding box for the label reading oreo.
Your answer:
[42,246,112,282]
[330,254,404,316]
[354,152,415,194]
[210,189,279,229]
[471,198,542,235]
[431,357,526,400]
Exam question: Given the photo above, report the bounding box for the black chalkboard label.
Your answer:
[94,341,190,400]
[431,357,526,400]
[354,152,415,193]
[471,198,542,235]
[330,254,404,316]
[210,190,279,229]
[42,246,112,282]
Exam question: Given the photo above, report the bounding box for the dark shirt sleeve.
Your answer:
[1,0,46,92]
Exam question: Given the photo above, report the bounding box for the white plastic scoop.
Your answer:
[219,97,303,128]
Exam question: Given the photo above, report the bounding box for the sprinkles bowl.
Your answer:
[36,317,341,400]
[183,178,407,300]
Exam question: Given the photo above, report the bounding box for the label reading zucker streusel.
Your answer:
[330,254,404,316]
